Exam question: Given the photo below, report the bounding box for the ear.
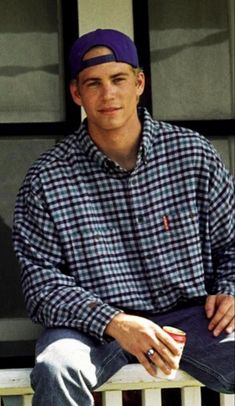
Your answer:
[70,80,82,107]
[136,71,145,97]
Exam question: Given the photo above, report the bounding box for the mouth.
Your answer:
[98,107,122,114]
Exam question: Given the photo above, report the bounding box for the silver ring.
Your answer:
[146,348,155,358]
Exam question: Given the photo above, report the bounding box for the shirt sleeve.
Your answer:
[13,175,121,343]
[207,149,235,296]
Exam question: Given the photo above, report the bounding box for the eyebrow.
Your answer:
[81,71,130,86]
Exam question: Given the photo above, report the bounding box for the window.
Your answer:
[133,0,235,136]
[0,0,79,134]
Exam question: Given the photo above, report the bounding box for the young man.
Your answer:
[13,29,234,405]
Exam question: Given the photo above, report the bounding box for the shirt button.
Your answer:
[146,254,153,261]
[109,161,116,170]
[130,178,136,186]
[137,215,144,224]
[88,301,98,309]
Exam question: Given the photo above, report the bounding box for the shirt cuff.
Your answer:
[212,281,235,297]
[81,301,123,343]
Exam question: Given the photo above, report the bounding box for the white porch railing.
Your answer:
[0,364,234,406]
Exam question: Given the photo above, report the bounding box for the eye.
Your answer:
[113,77,126,84]
[84,78,101,89]
[87,80,101,88]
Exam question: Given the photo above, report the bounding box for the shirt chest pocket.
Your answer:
[150,207,203,282]
[158,207,199,242]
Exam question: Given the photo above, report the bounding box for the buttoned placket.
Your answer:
[124,170,160,300]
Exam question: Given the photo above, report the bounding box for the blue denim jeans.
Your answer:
[31,305,235,405]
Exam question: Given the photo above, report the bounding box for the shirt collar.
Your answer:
[75,107,158,175]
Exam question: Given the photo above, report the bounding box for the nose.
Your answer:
[101,82,115,100]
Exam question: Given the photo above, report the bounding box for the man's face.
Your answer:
[70,47,145,136]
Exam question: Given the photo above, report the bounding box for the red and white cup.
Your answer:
[157,326,187,380]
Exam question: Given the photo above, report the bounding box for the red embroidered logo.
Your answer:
[163,215,170,231]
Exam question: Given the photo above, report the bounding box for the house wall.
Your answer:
[0,0,234,345]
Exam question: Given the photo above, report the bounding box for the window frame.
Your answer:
[0,0,80,137]
[133,1,235,137]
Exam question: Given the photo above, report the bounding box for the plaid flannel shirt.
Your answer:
[13,108,235,342]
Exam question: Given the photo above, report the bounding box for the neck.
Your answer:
[88,116,142,171]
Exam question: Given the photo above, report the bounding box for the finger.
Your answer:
[205,295,216,319]
[212,313,234,336]
[225,318,235,335]
[138,353,157,377]
[208,300,233,332]
[154,327,180,356]
[155,344,180,369]
[150,349,175,373]
[210,307,234,336]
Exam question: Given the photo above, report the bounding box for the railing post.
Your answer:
[102,390,122,406]
[23,395,33,406]
[142,388,162,406]
[181,387,202,406]
[220,393,235,406]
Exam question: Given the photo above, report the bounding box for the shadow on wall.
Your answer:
[0,215,26,318]
[151,30,228,63]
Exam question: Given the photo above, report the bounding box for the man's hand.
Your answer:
[205,294,235,336]
[105,313,180,377]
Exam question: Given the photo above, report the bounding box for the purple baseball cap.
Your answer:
[69,28,139,79]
